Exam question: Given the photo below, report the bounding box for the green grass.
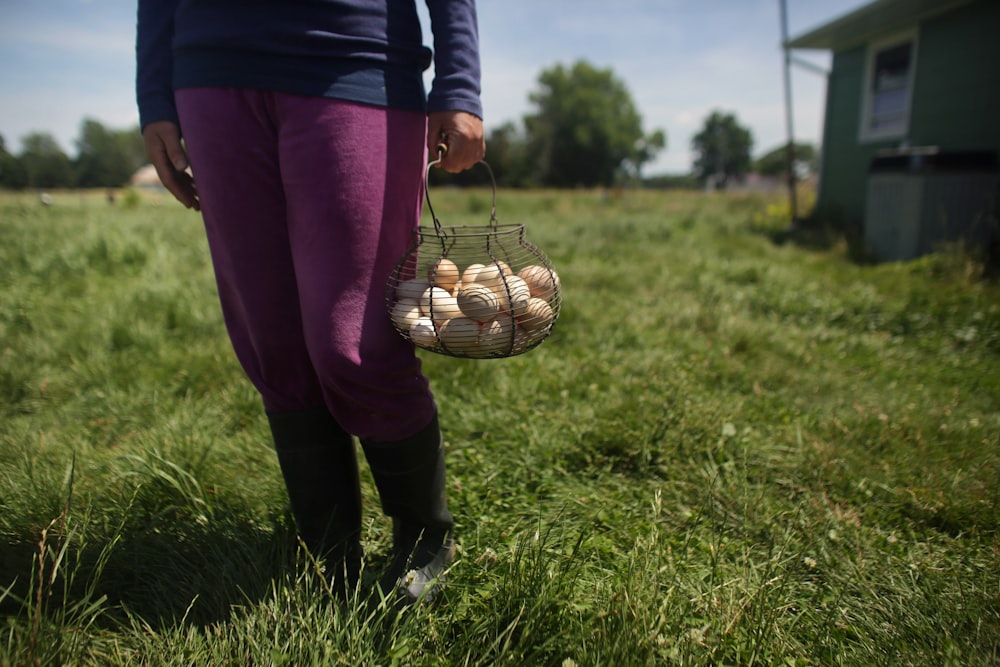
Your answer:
[1,187,998,666]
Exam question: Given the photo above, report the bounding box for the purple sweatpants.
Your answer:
[175,88,435,443]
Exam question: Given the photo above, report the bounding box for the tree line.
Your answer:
[0,119,147,191]
[1,60,813,192]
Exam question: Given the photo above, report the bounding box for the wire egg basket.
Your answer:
[385,155,561,359]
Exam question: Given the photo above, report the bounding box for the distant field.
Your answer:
[1,186,998,665]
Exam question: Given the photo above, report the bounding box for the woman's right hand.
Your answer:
[142,120,200,210]
[428,110,485,173]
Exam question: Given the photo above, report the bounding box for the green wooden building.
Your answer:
[787,0,1000,260]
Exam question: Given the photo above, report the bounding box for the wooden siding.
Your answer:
[813,0,1000,230]
[815,46,873,227]
[908,2,1000,149]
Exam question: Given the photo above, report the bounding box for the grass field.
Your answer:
[1,186,998,666]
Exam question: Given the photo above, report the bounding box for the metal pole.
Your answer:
[779,0,799,223]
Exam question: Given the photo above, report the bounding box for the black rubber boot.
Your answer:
[361,413,455,604]
[267,407,363,595]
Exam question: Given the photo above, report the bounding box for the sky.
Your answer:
[0,0,871,175]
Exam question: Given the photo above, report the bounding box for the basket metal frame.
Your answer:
[384,154,561,358]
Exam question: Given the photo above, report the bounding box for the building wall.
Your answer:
[909,1,1000,149]
[814,0,1000,231]
[815,45,869,228]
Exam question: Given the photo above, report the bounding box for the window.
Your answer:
[859,30,918,142]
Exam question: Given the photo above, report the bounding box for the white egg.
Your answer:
[493,274,532,316]
[389,298,422,331]
[409,316,439,348]
[474,264,504,291]
[477,314,515,355]
[457,283,500,321]
[461,263,485,285]
[396,278,430,302]
[419,286,462,322]
[437,316,481,352]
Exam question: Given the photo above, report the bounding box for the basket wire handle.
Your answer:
[425,139,499,235]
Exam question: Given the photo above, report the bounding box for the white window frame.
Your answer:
[858,28,919,143]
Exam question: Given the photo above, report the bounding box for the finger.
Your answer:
[151,154,199,210]
[158,126,189,172]
[145,124,184,169]
[167,145,189,173]
[160,171,201,211]
[432,136,449,164]
[441,137,484,173]
[143,121,199,209]
[428,123,447,158]
[435,133,460,171]
[172,171,200,210]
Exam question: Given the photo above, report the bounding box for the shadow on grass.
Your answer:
[761,217,1000,278]
[761,220,873,264]
[0,505,296,631]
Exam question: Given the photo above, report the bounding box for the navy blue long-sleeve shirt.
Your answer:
[136,0,482,130]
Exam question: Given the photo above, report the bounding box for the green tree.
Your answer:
[691,110,753,189]
[625,129,667,182]
[20,132,73,189]
[74,118,146,188]
[0,134,28,189]
[483,121,532,188]
[754,141,818,178]
[427,121,533,189]
[524,60,665,188]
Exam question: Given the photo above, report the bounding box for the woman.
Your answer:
[135,0,485,603]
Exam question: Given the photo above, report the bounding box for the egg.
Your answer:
[409,317,439,348]
[395,278,430,302]
[517,297,554,332]
[457,283,500,322]
[477,314,515,355]
[474,264,504,291]
[428,257,459,292]
[493,274,532,316]
[389,298,422,331]
[461,263,485,285]
[437,316,481,352]
[518,265,559,303]
[419,286,462,322]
